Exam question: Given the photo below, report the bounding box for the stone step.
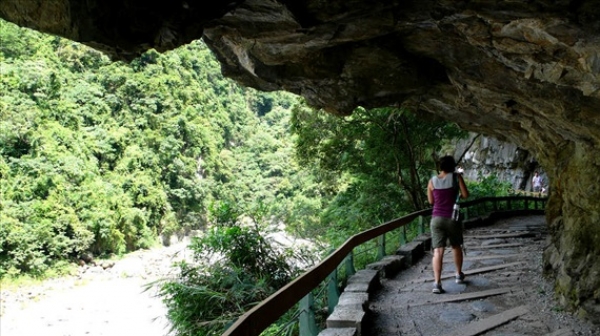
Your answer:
[449,305,530,336]
[464,232,536,239]
[317,328,357,336]
[366,255,405,278]
[344,269,381,296]
[326,308,365,334]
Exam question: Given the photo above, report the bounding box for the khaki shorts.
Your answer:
[430,216,463,249]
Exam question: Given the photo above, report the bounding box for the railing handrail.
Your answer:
[222,195,547,336]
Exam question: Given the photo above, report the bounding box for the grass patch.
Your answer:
[0,260,78,290]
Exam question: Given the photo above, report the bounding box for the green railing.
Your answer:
[222,195,547,336]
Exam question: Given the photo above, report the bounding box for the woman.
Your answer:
[427,156,469,294]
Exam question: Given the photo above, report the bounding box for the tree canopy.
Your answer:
[290,103,466,240]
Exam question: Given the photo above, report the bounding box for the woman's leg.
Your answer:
[452,245,463,275]
[433,247,445,284]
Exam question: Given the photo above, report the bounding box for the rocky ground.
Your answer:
[0,228,315,336]
[367,216,600,336]
[0,238,193,336]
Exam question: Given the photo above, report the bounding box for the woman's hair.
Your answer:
[439,155,456,173]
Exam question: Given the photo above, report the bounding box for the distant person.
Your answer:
[427,156,469,294]
[532,171,543,193]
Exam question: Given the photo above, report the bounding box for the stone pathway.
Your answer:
[366,216,600,336]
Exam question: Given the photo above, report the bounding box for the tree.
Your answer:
[291,102,466,234]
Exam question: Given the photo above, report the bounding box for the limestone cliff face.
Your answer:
[453,134,547,192]
[1,0,599,322]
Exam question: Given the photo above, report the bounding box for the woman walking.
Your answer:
[427,156,470,293]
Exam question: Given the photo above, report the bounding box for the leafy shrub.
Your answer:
[465,172,512,198]
[0,198,95,277]
[158,220,302,336]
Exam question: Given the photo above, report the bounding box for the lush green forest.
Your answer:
[1,19,514,335]
[0,19,305,277]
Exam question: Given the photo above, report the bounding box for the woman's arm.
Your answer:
[458,174,469,199]
[427,180,434,205]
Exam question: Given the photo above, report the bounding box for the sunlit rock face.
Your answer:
[451,134,545,192]
[1,0,600,323]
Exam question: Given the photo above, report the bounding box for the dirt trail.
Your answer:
[0,240,192,336]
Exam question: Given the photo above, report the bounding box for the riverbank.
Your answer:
[0,239,193,336]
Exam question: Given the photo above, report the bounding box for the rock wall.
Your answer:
[451,134,547,192]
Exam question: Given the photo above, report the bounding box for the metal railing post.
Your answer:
[299,293,318,336]
[377,234,386,260]
[345,251,356,277]
[400,225,407,245]
[327,270,340,314]
[418,216,425,235]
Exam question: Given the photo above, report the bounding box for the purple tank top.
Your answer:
[431,173,457,218]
